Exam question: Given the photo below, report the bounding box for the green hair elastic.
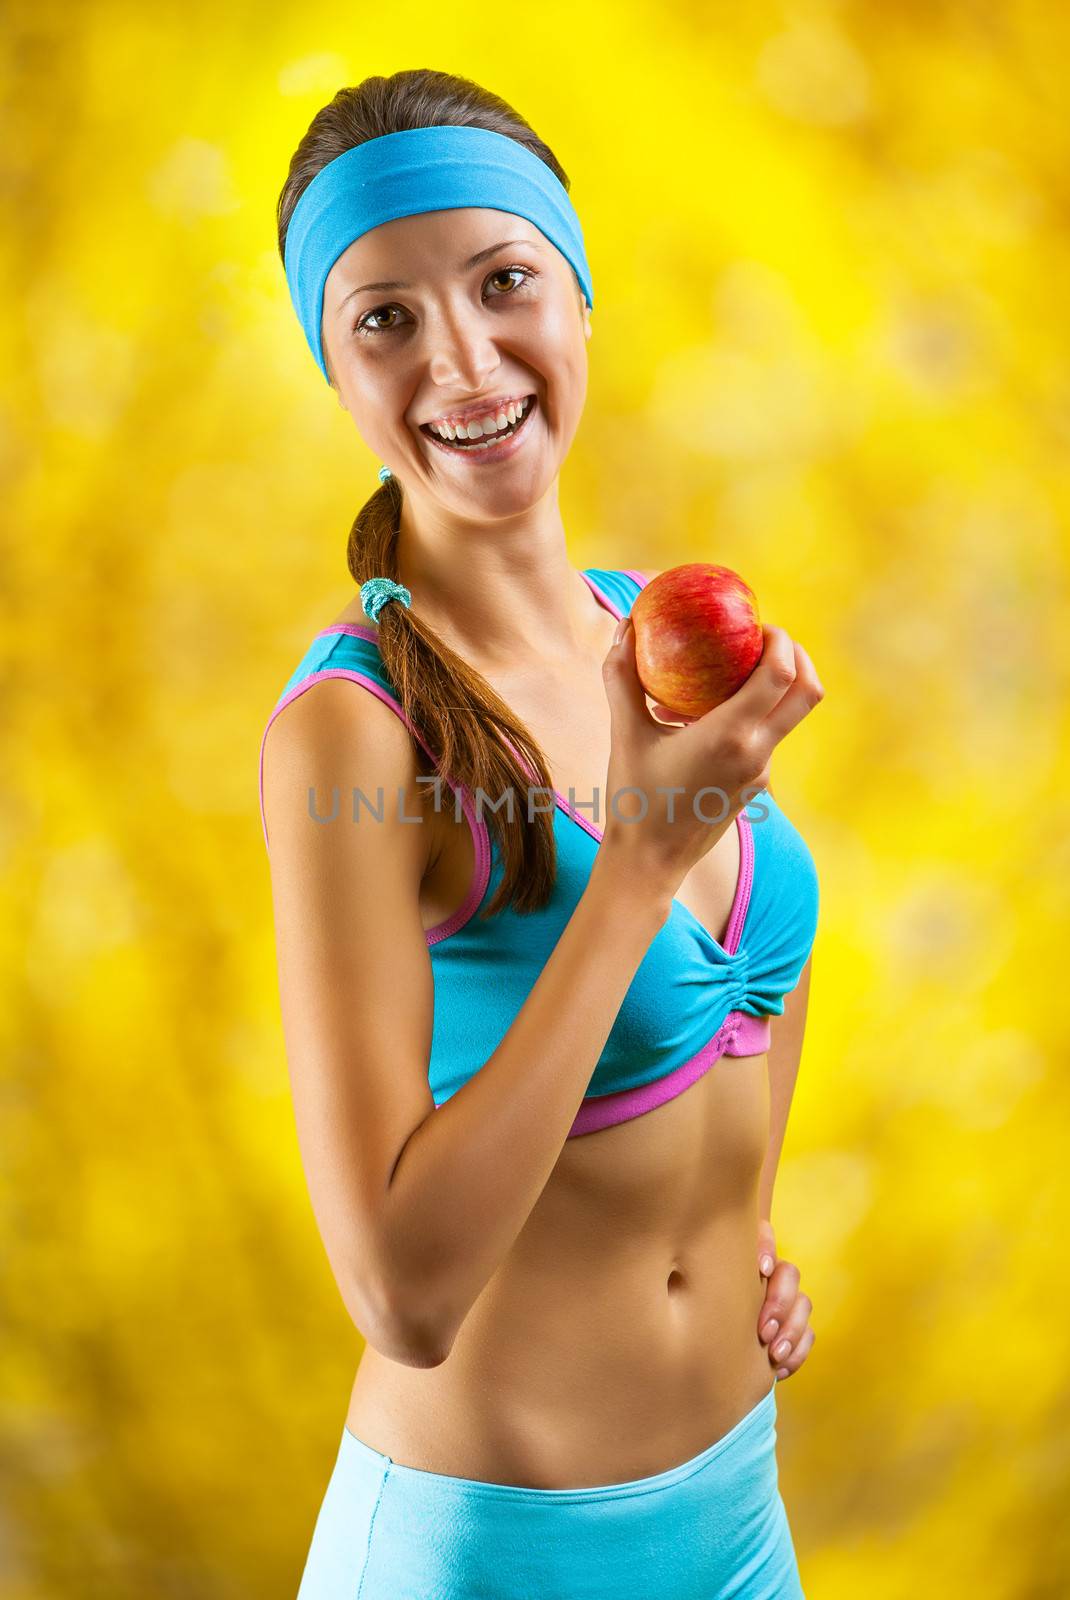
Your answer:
[360,577,412,624]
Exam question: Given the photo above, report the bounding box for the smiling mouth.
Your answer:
[419,395,538,455]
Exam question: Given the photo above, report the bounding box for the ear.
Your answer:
[330,374,349,412]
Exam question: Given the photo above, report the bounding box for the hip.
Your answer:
[298,1376,804,1600]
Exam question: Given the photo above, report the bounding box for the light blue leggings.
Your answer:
[296,1377,805,1599]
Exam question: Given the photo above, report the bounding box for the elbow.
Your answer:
[392,1330,454,1370]
[347,1267,455,1370]
[381,1307,454,1370]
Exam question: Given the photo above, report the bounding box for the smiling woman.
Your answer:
[263,65,819,1600]
[316,207,591,529]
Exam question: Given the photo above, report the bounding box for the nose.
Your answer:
[424,303,502,394]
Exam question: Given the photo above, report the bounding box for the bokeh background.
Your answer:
[4,3,1069,1595]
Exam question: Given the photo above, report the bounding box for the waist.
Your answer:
[345,1211,774,1489]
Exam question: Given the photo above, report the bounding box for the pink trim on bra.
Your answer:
[621,567,652,588]
[567,1008,772,1137]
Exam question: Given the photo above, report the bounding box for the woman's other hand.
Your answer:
[757,1220,815,1381]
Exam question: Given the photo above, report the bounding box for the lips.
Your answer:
[421,392,535,432]
[419,395,539,462]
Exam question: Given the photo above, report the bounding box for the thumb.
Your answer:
[602,616,653,728]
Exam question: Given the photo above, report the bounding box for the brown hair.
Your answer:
[276,69,588,919]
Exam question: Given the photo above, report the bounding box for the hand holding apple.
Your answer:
[599,601,823,897]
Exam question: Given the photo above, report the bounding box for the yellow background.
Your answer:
[4,3,1069,1595]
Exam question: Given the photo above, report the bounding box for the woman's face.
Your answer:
[320,208,591,519]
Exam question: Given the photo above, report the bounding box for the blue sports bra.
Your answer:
[259,568,819,1138]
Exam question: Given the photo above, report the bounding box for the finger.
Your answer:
[757,640,824,747]
[765,1294,813,1363]
[711,625,800,725]
[774,1323,815,1379]
[602,619,655,731]
[758,1261,802,1343]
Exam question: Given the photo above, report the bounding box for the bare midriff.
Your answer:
[346,1056,774,1489]
[334,570,778,1489]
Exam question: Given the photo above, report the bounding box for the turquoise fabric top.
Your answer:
[259,569,819,1138]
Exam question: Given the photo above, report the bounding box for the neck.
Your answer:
[393,493,612,672]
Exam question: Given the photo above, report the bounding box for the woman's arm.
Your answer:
[757,954,812,1224]
[262,677,675,1370]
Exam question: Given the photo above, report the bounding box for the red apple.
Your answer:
[631,564,763,717]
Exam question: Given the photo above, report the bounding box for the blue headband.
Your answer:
[283,124,594,384]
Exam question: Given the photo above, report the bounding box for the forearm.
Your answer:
[379,846,672,1360]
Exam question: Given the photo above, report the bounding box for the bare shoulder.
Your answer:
[263,670,413,769]
[261,674,431,880]
[633,568,661,583]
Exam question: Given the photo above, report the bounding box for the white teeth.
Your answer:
[430,396,530,440]
[429,397,534,452]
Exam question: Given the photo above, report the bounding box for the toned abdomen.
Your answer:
[345,1052,776,1489]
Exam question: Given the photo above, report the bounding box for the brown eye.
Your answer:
[356,306,401,335]
[488,268,525,294]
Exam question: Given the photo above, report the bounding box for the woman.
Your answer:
[260,68,825,1600]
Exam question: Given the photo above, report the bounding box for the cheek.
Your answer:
[528,312,587,405]
[337,363,408,436]
[549,339,589,423]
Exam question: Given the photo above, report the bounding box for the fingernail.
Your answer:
[760,1255,774,1275]
[762,1320,779,1341]
[613,617,628,647]
[773,1339,791,1360]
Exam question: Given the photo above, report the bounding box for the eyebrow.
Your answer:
[334,239,542,316]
